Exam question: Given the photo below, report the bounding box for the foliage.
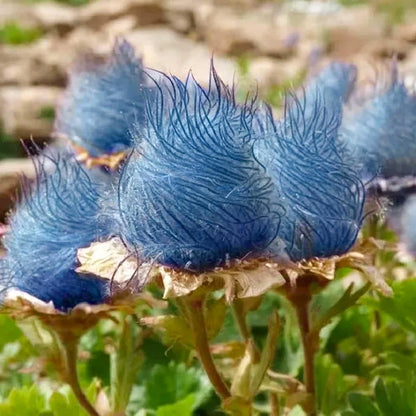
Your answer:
[0,129,21,160]
[0,22,43,45]
[373,0,416,25]
[0,267,416,414]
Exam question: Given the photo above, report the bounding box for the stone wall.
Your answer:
[1,0,416,218]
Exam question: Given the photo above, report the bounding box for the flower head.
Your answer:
[341,68,416,180]
[303,62,357,119]
[117,67,283,272]
[255,92,365,261]
[2,151,112,310]
[54,39,150,158]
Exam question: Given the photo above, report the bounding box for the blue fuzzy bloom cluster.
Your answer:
[1,52,370,308]
[54,39,150,157]
[255,93,365,261]
[341,70,416,180]
[117,68,283,271]
[2,152,110,310]
[116,65,365,268]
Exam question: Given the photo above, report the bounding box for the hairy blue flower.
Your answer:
[3,151,111,310]
[55,39,150,157]
[255,93,365,261]
[117,68,283,271]
[341,71,416,179]
[303,62,357,119]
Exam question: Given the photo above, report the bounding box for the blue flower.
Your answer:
[255,92,365,261]
[54,39,151,157]
[303,62,357,120]
[2,151,111,310]
[117,67,283,272]
[341,69,416,179]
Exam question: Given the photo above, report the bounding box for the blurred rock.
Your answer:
[31,2,78,35]
[162,0,196,34]
[104,16,139,38]
[198,6,296,58]
[247,57,304,90]
[320,6,386,58]
[0,158,36,220]
[0,86,61,139]
[80,0,164,28]
[126,27,236,85]
[364,39,409,61]
[0,38,67,86]
[0,2,38,27]
[396,23,416,43]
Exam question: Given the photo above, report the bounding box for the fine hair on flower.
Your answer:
[255,88,365,261]
[2,149,111,309]
[116,64,284,272]
[341,63,416,180]
[54,38,152,157]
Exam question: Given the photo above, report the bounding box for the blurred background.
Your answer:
[1,0,416,221]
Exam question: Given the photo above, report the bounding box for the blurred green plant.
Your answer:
[338,0,367,6]
[1,193,416,414]
[0,129,22,160]
[372,0,416,25]
[0,22,43,45]
[265,70,307,108]
[38,107,56,122]
[3,270,416,415]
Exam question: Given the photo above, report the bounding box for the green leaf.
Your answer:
[348,392,380,416]
[141,315,193,348]
[49,392,86,416]
[48,382,100,416]
[312,283,370,333]
[143,361,211,411]
[315,354,358,415]
[370,279,416,334]
[156,394,195,416]
[249,311,279,396]
[0,385,46,416]
[273,295,303,376]
[374,379,395,416]
[0,315,22,351]
[205,296,227,340]
[287,405,306,416]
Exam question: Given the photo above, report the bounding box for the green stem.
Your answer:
[232,299,251,342]
[232,300,261,364]
[185,297,231,400]
[60,335,100,416]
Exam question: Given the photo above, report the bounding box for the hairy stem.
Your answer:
[60,335,100,416]
[286,282,318,416]
[185,297,231,400]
